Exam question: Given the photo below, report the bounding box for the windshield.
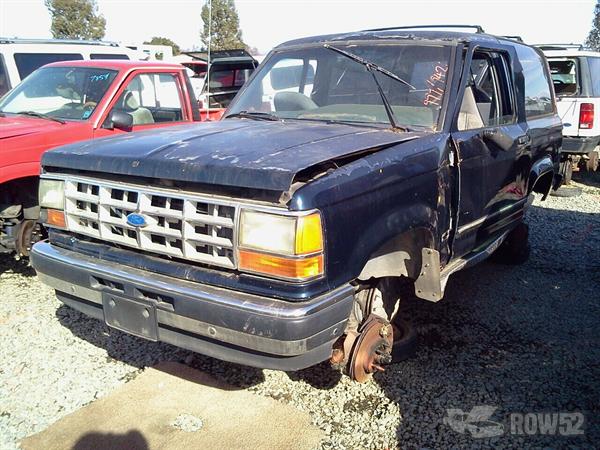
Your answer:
[0,66,118,120]
[227,43,452,129]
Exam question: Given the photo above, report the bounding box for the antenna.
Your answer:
[205,0,212,118]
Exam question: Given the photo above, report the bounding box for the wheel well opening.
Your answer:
[358,227,435,282]
[1,176,40,219]
[532,171,554,200]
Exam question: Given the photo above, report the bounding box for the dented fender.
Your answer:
[289,133,454,291]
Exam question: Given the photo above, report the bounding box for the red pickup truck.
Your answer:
[0,59,202,256]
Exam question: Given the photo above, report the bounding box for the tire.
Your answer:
[390,319,417,363]
[562,159,573,184]
[491,222,530,265]
[586,150,599,172]
[550,186,583,198]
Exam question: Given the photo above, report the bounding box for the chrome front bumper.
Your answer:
[31,241,354,371]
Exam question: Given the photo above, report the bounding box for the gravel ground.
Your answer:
[1,173,599,449]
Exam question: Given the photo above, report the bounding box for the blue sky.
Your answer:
[0,0,596,53]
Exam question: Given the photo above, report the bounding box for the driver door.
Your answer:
[94,70,189,137]
[451,48,530,258]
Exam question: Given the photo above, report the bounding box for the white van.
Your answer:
[0,38,140,97]
[540,44,600,180]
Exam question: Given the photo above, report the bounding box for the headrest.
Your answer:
[123,91,139,111]
[274,91,318,111]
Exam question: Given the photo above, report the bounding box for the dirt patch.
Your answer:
[20,362,323,450]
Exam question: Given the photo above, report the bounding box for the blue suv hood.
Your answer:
[43,119,423,193]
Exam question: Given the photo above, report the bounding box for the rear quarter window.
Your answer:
[548,58,578,96]
[515,46,554,118]
[14,53,84,79]
[586,57,600,96]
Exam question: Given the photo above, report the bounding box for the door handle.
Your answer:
[481,128,512,151]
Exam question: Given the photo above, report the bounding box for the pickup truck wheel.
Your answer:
[585,150,599,171]
[561,159,573,184]
[491,222,530,265]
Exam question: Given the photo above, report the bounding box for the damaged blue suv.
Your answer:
[32,26,562,382]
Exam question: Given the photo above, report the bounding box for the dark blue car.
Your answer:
[32,26,562,382]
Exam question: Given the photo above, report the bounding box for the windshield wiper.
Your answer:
[16,111,65,124]
[225,111,280,121]
[323,44,415,131]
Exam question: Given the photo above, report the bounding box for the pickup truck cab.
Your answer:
[540,44,600,179]
[183,49,258,121]
[32,27,562,382]
[0,59,200,255]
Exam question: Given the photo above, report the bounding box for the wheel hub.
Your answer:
[347,315,394,382]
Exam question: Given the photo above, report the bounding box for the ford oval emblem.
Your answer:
[126,213,148,228]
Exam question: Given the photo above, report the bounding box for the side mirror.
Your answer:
[109,110,133,131]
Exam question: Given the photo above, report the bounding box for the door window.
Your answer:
[107,72,184,126]
[515,46,554,118]
[458,51,515,130]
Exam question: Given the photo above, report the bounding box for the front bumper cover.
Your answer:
[31,241,354,371]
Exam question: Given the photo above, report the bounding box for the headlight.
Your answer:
[240,211,297,255]
[238,210,324,281]
[39,179,65,209]
[39,179,66,228]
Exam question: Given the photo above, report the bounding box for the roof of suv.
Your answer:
[276,28,526,49]
[0,37,121,46]
[41,59,184,70]
[543,49,600,58]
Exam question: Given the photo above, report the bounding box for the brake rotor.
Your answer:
[348,315,394,382]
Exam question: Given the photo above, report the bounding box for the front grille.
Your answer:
[63,177,237,268]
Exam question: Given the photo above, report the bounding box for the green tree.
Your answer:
[200,0,246,51]
[144,37,182,56]
[586,1,600,50]
[45,0,106,40]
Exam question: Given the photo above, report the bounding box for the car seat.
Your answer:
[274,92,318,111]
[457,86,484,130]
[122,91,154,125]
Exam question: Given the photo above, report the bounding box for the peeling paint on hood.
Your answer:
[42,119,425,192]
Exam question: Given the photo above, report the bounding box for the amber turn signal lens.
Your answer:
[239,249,323,280]
[47,209,66,228]
[295,213,323,255]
